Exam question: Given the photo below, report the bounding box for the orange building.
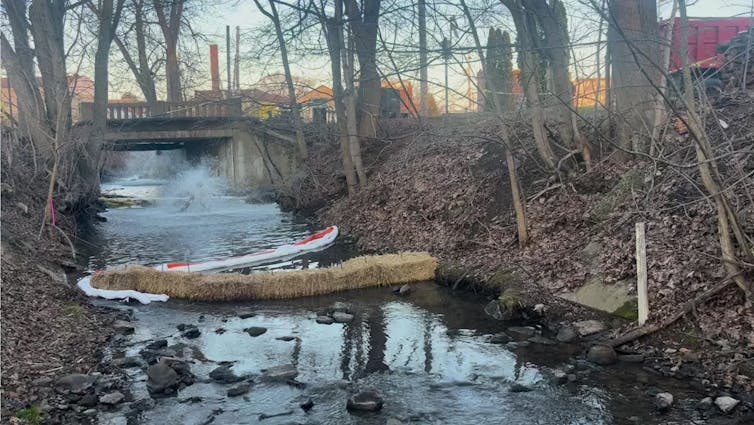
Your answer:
[1,74,95,123]
[297,85,335,122]
[573,78,607,108]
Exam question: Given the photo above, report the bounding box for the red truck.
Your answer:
[665,16,753,92]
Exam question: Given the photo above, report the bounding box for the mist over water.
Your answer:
[87,150,310,269]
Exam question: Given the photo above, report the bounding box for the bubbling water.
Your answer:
[159,163,229,212]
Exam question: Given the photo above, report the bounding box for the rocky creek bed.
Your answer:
[29,281,753,425]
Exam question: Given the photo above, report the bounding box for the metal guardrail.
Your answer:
[79,98,243,121]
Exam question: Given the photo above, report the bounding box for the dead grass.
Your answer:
[91,252,438,301]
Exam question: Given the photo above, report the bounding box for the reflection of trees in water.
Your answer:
[364,306,389,376]
[338,304,438,378]
[423,317,433,373]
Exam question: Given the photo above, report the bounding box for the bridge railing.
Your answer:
[79,98,243,121]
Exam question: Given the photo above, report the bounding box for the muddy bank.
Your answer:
[296,112,754,398]
[0,151,125,422]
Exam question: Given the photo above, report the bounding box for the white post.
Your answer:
[636,222,649,325]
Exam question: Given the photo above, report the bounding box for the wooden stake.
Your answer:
[636,222,649,325]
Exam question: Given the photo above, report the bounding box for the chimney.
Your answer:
[210,44,220,92]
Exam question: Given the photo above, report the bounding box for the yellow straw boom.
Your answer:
[91,252,438,301]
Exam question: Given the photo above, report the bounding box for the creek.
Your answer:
[76,158,718,424]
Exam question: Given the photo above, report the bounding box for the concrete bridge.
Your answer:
[79,99,299,192]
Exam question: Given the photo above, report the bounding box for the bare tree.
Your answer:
[345,0,381,145]
[461,0,529,247]
[607,0,660,156]
[502,0,557,168]
[0,0,49,155]
[252,0,308,161]
[153,0,184,102]
[114,0,159,106]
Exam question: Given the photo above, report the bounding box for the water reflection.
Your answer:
[117,285,613,425]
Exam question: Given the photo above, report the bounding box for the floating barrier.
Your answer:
[90,252,438,302]
[77,226,339,303]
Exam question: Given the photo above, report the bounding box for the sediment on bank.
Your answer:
[1,131,116,420]
[297,108,753,391]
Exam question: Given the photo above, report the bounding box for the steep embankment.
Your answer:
[303,106,753,391]
[1,132,115,420]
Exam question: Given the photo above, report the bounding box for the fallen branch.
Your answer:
[608,275,735,348]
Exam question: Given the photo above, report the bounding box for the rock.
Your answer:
[316,316,334,325]
[99,391,125,405]
[489,333,510,344]
[331,302,351,313]
[276,336,297,341]
[238,312,255,319]
[300,398,314,412]
[227,383,251,397]
[182,328,201,339]
[386,419,403,425]
[572,320,606,337]
[78,394,98,408]
[533,304,545,314]
[618,354,645,363]
[32,376,54,386]
[697,397,713,410]
[244,327,267,337]
[484,300,505,320]
[654,392,674,412]
[714,396,740,414]
[261,364,298,382]
[146,362,178,394]
[396,284,412,296]
[587,345,618,365]
[346,389,383,412]
[146,339,168,350]
[509,383,533,392]
[551,369,568,385]
[83,408,98,416]
[1,183,14,195]
[209,366,244,384]
[113,356,144,368]
[16,202,29,215]
[332,312,355,323]
[528,335,555,345]
[113,320,135,335]
[556,326,578,343]
[507,326,536,337]
[215,328,226,334]
[56,374,96,394]
[176,323,192,331]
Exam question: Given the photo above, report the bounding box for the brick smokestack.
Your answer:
[210,44,220,92]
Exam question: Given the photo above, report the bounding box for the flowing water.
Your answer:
[78,158,716,425]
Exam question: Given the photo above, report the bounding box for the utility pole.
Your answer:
[441,37,451,114]
[234,26,241,93]
[418,0,428,117]
[226,25,232,97]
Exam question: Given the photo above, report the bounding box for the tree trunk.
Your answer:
[524,0,592,169]
[504,0,557,169]
[29,0,70,131]
[92,0,125,191]
[346,0,382,142]
[343,20,367,186]
[254,0,308,161]
[0,0,50,153]
[462,0,529,247]
[114,0,158,106]
[154,0,183,102]
[324,4,358,195]
[679,0,752,301]
[418,0,428,118]
[608,0,660,157]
